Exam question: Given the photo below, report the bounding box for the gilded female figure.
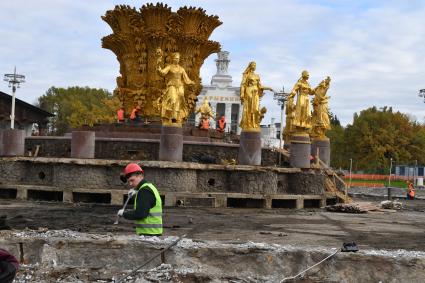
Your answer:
[196,98,214,130]
[239,62,273,130]
[283,95,295,144]
[196,98,214,121]
[311,76,331,138]
[156,51,194,125]
[288,70,315,131]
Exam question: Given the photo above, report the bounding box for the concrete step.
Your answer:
[0,184,338,209]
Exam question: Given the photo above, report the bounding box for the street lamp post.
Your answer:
[273,87,289,165]
[414,159,418,186]
[419,89,425,103]
[388,158,393,200]
[349,158,353,187]
[3,67,25,129]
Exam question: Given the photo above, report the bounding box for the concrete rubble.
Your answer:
[1,197,425,282]
[380,200,403,210]
[325,202,385,213]
[2,228,425,282]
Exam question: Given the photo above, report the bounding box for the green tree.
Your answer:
[329,112,341,127]
[327,123,345,169]
[38,86,120,135]
[342,106,425,173]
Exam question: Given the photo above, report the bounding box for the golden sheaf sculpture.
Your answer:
[101,3,222,125]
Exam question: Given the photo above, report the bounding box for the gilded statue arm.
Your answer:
[155,48,169,76]
[260,85,274,92]
[288,82,299,99]
[259,84,274,97]
[157,65,170,76]
[182,69,195,85]
[313,84,320,97]
[239,75,248,103]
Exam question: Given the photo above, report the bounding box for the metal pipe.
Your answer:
[4,67,25,129]
[11,85,16,129]
[349,158,353,188]
[279,104,284,165]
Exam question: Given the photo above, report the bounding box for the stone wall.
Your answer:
[287,170,327,195]
[25,137,278,166]
[26,137,71,158]
[2,231,424,282]
[0,157,324,195]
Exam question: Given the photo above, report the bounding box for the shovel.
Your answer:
[114,194,132,225]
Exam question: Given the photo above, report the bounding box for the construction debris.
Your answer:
[380,200,403,210]
[325,202,385,213]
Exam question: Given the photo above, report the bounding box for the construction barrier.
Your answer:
[347,182,384,188]
[343,174,412,182]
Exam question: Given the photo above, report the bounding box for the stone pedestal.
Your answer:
[238,131,262,165]
[311,137,330,166]
[289,133,311,168]
[71,131,95,158]
[159,126,183,161]
[1,129,25,156]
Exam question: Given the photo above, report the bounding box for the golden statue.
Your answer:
[239,62,273,131]
[156,50,195,125]
[101,4,222,122]
[283,95,295,144]
[196,98,214,120]
[196,98,214,130]
[288,70,315,133]
[311,76,331,139]
[113,76,129,108]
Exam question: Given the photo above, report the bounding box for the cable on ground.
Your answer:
[279,248,339,282]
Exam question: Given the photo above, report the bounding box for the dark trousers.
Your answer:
[0,261,17,283]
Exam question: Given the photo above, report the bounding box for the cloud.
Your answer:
[1,0,425,125]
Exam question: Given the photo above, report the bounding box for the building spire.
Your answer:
[211,51,232,87]
[215,51,230,75]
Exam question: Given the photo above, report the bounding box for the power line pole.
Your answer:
[273,87,289,165]
[4,67,26,129]
[419,89,425,103]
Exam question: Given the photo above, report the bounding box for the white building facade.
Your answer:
[195,51,242,134]
[260,118,281,148]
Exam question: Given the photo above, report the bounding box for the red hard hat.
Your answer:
[123,163,144,177]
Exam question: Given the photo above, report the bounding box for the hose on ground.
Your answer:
[279,248,339,282]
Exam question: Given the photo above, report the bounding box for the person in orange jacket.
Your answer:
[407,181,415,200]
[130,106,141,122]
[217,115,226,132]
[200,118,210,130]
[117,107,125,123]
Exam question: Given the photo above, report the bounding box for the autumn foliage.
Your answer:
[38,86,120,135]
[328,106,425,173]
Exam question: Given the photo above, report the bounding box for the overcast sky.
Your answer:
[1,0,425,126]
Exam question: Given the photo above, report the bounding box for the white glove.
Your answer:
[117,209,124,217]
[128,189,136,197]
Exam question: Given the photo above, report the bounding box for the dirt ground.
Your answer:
[1,196,425,252]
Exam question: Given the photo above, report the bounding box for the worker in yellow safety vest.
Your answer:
[117,163,163,236]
